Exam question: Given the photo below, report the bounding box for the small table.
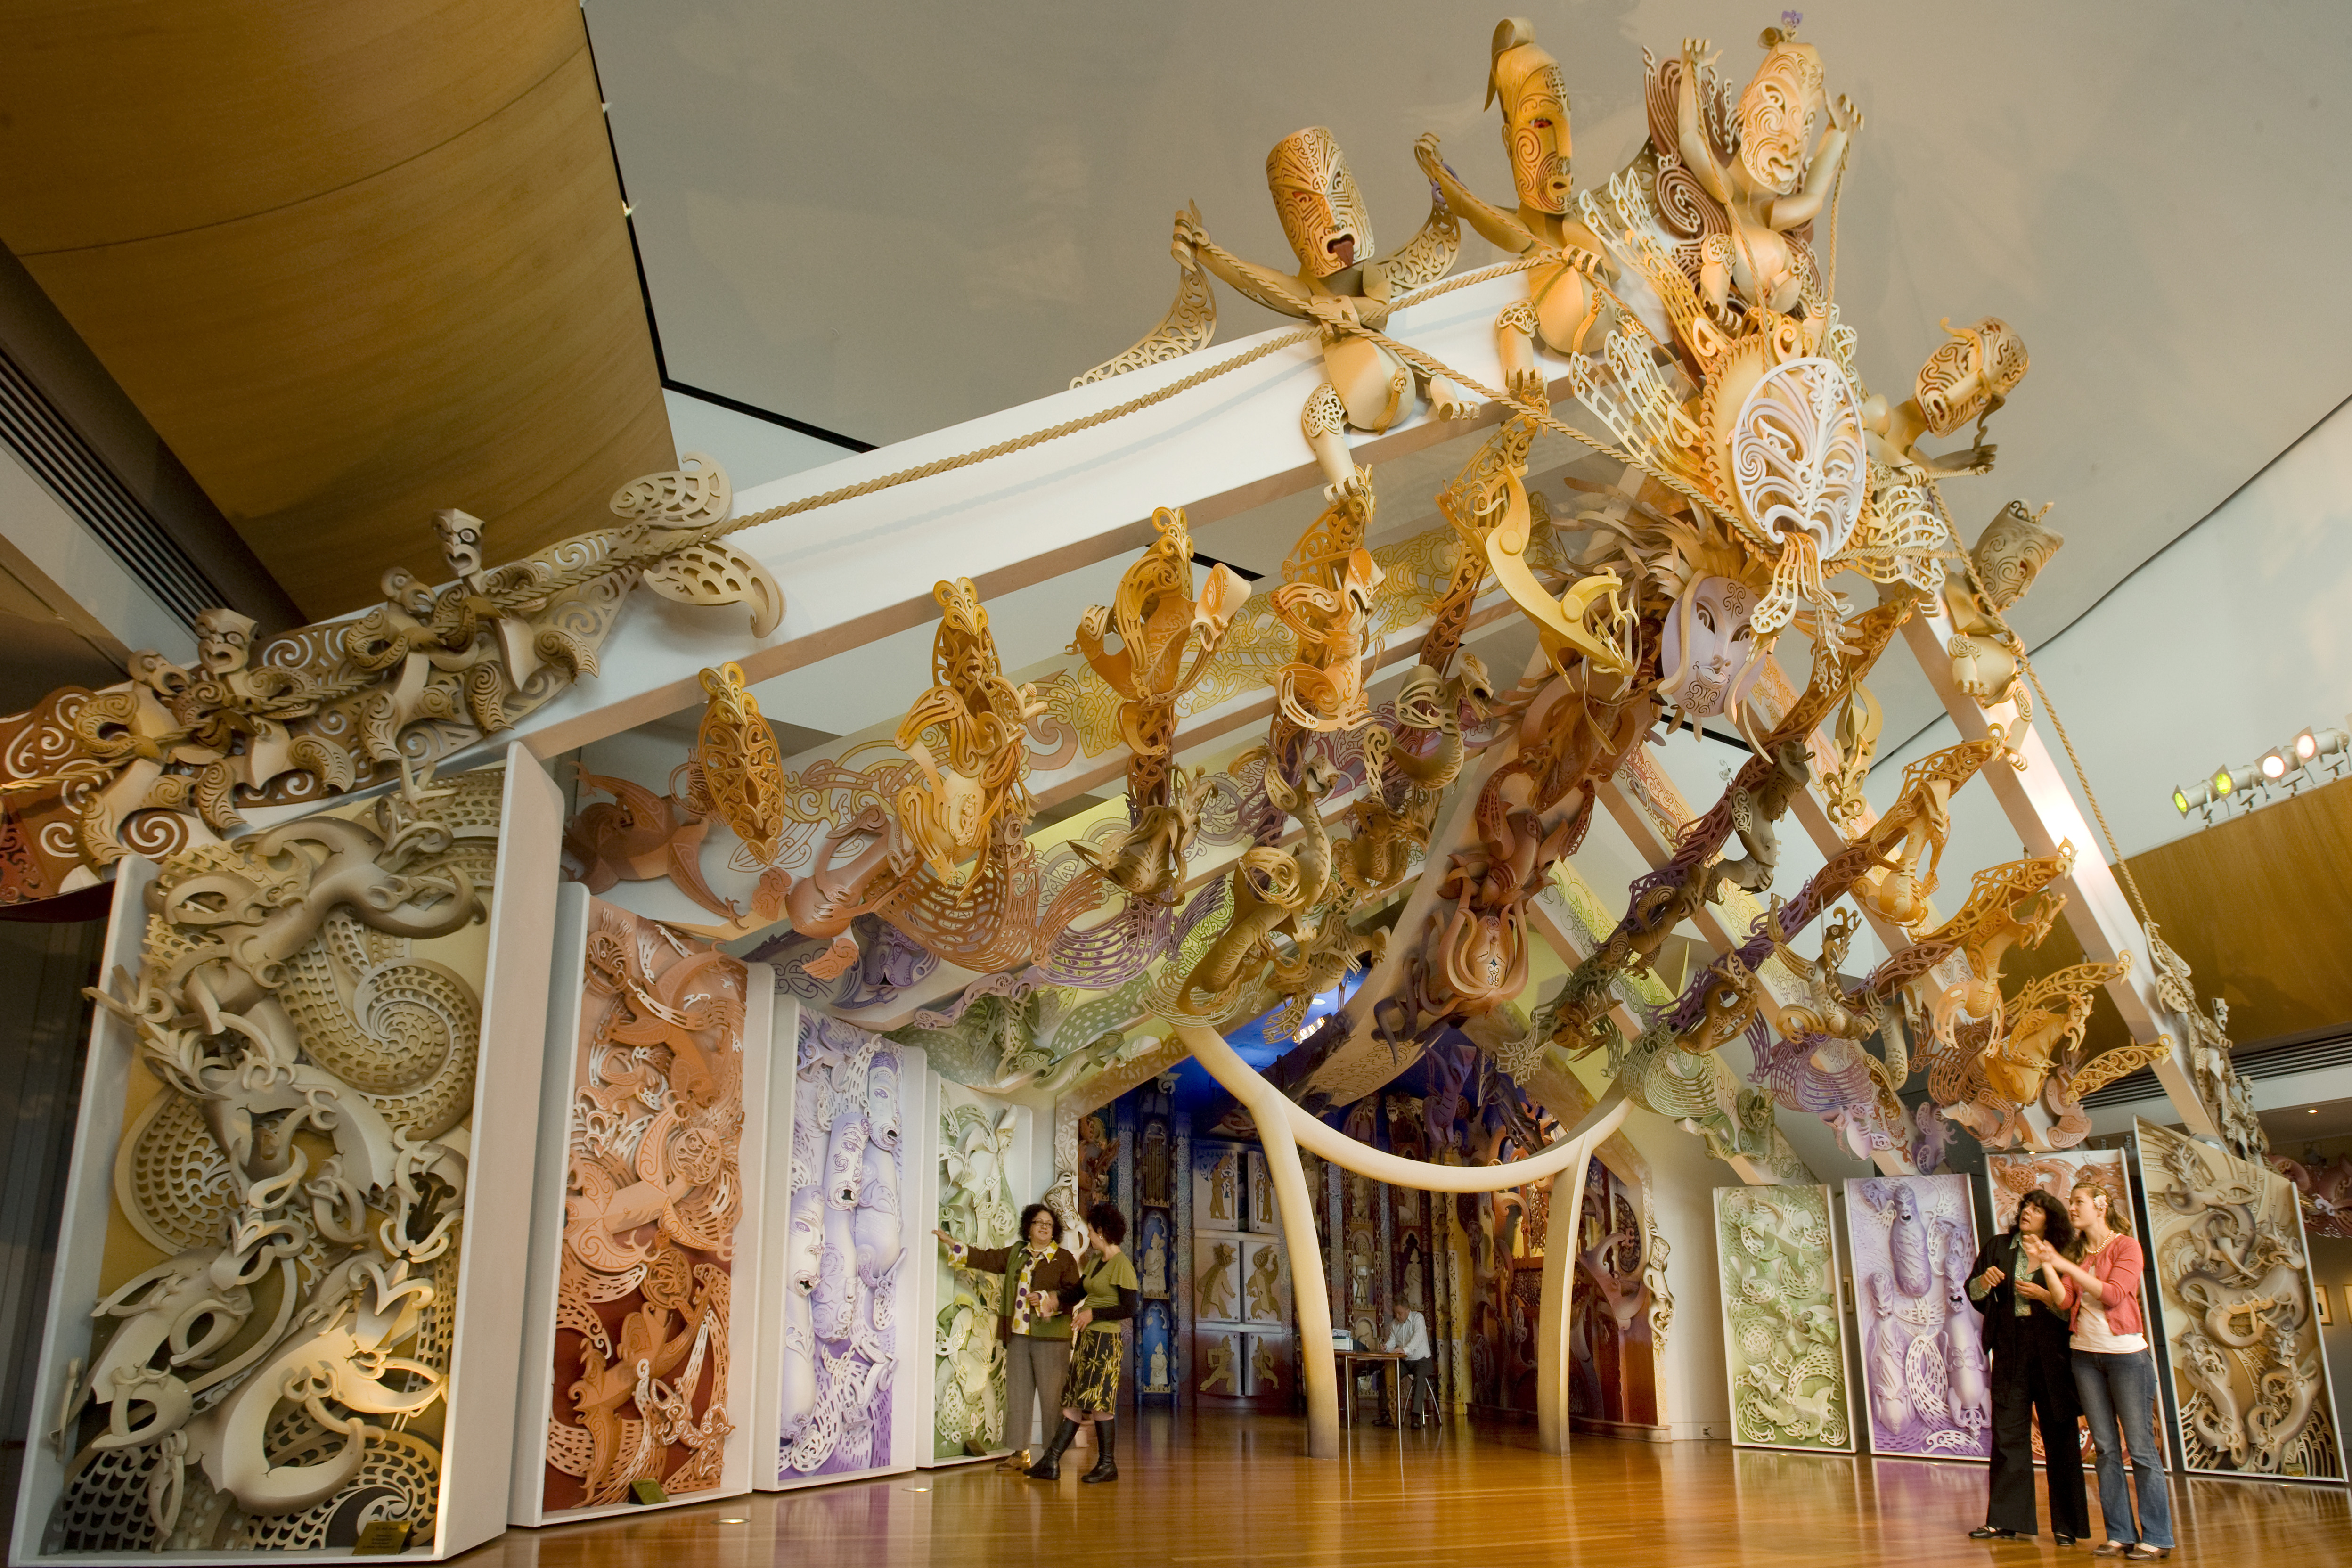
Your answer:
[1335,1349,1405,1428]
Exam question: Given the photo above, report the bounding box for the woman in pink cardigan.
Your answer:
[2028,1181,2173,1560]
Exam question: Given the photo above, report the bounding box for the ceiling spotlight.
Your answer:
[2211,765,2236,796]
[2172,780,2214,816]
[2299,727,2350,775]
[2261,748,2290,782]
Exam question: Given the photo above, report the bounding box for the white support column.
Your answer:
[1900,609,2220,1140]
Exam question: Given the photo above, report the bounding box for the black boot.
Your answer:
[1028,1418,1080,1481]
[1081,1419,1117,1483]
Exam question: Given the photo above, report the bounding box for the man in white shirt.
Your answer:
[1384,1299,1437,1428]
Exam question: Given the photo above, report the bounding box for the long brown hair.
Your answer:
[2066,1180,2132,1258]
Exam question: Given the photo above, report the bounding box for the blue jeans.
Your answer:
[2073,1348,2173,1548]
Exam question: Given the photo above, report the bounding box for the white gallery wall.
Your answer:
[1872,389,2352,881]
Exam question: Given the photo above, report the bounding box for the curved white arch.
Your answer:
[1174,1021,1630,1459]
[1176,1023,1631,1191]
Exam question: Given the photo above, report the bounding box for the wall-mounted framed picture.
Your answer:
[2321,1289,2336,1328]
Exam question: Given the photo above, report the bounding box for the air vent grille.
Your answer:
[0,344,223,630]
[2081,1028,2352,1108]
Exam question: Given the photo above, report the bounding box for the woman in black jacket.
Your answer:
[1965,1189,2090,1544]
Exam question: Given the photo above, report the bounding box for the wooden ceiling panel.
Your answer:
[0,9,673,620]
[0,0,581,254]
[2014,774,2352,1058]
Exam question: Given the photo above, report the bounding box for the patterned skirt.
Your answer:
[1064,1328,1122,1413]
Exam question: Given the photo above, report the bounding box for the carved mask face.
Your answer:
[1690,960,1761,1052]
[1737,35,1826,196]
[1492,44,1573,213]
[1915,317,2029,435]
[1659,575,1761,719]
[1267,127,1373,278]
[194,608,257,676]
[433,507,484,578]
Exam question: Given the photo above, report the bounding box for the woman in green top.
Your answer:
[933,1202,1082,1470]
[1033,1201,1140,1483]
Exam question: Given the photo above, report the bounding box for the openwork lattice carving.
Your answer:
[1715,1185,1851,1452]
[0,456,774,909]
[2139,1119,2343,1479]
[52,766,503,1555]
[544,904,748,1512]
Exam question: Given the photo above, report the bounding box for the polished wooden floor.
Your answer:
[458,1413,2352,1567]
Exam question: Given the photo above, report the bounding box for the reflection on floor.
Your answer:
[454,1411,2352,1567]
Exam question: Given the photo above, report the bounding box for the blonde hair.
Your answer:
[2066,1180,2132,1257]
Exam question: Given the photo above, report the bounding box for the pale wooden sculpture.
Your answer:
[1863,320,2031,478]
[891,579,1047,897]
[0,453,777,904]
[1069,507,1252,863]
[1176,127,1472,498]
[1667,27,1855,321]
[695,662,788,866]
[1942,500,2065,727]
[1416,19,1621,397]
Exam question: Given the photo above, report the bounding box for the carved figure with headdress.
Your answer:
[1663,26,1856,321]
[1942,501,2064,727]
[1174,128,1473,499]
[1415,20,1622,396]
[891,579,1046,896]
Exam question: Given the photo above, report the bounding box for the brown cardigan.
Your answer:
[957,1241,1083,1342]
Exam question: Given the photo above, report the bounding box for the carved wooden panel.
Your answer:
[1841,1175,1988,1461]
[2137,1120,2344,1479]
[539,902,760,1517]
[1715,1184,1854,1453]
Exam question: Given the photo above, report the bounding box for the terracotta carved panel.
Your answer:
[543,904,751,1513]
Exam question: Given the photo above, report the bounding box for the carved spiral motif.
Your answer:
[1728,357,1866,559]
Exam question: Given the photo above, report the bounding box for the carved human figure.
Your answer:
[1200,1336,1240,1395]
[1672,27,1857,318]
[1199,1242,1239,1320]
[1149,1343,1171,1390]
[1177,128,1474,498]
[1142,1228,1168,1296]
[1250,1338,1284,1393]
[1246,1246,1284,1323]
[1861,1270,1914,1439]
[1864,319,2030,477]
[1415,20,1621,395]
[1209,1153,1237,1223]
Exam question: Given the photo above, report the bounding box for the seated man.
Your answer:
[1384,1298,1437,1428]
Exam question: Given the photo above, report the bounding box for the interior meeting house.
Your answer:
[3,3,2351,1564]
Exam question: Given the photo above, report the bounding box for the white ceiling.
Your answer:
[588,0,2352,762]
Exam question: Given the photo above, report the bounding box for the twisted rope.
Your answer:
[493,256,1571,613]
